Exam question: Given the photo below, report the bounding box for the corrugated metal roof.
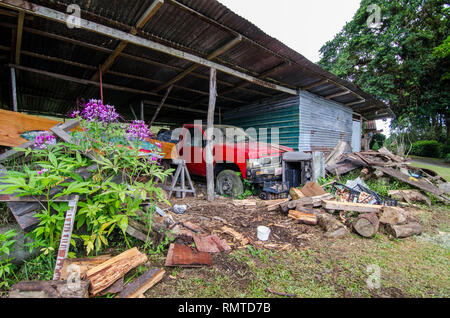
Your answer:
[0,0,392,123]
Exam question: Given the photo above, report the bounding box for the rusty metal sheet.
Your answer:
[165,243,212,267]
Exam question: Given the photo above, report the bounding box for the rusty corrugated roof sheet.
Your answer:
[0,0,392,124]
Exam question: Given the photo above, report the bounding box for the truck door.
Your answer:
[183,127,206,177]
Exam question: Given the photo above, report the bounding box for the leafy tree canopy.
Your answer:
[319,0,449,142]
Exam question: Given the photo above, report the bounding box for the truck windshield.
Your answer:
[212,125,256,144]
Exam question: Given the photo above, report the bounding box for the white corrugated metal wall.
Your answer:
[299,91,353,152]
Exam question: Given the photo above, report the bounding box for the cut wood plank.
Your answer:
[164,243,212,267]
[386,222,422,238]
[232,199,257,207]
[266,198,289,211]
[388,190,432,207]
[289,187,305,200]
[99,277,124,296]
[288,210,318,225]
[86,247,148,296]
[116,268,165,298]
[353,213,379,238]
[280,193,334,213]
[322,200,382,213]
[59,255,112,281]
[9,280,90,298]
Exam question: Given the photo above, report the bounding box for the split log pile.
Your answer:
[9,248,165,298]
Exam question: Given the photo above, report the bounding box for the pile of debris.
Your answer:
[326,144,449,203]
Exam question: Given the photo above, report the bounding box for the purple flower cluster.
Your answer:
[126,120,150,141]
[34,132,56,149]
[73,99,120,123]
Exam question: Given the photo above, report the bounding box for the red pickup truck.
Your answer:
[162,124,293,197]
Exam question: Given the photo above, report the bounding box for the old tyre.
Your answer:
[215,169,244,198]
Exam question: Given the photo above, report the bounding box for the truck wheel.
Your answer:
[215,170,244,198]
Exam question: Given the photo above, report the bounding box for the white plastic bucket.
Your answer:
[257,226,270,241]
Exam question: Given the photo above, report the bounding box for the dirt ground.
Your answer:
[142,182,450,298]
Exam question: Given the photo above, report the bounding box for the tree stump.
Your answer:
[353,213,379,238]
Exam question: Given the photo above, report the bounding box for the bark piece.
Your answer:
[99,277,124,296]
[165,243,212,267]
[116,268,165,298]
[86,247,148,296]
[194,234,231,253]
[386,222,422,238]
[353,213,379,238]
[323,200,382,213]
[379,206,407,225]
[288,210,318,225]
[9,280,90,298]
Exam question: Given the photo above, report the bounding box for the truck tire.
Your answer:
[215,169,244,198]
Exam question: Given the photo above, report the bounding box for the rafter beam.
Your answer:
[325,90,351,100]
[152,36,242,93]
[0,0,297,95]
[0,22,271,97]
[90,0,164,81]
[0,46,246,105]
[345,99,366,107]
[14,11,24,64]
[301,79,329,91]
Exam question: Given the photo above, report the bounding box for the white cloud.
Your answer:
[218,0,361,62]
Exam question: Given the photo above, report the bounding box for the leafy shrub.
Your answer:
[0,229,17,288]
[370,133,386,150]
[410,140,442,158]
[445,154,450,163]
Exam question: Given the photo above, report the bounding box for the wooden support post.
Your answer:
[148,85,173,128]
[206,68,217,202]
[129,105,137,120]
[10,66,17,112]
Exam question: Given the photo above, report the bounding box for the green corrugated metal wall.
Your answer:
[222,96,300,151]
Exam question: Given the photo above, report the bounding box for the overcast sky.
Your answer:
[218,0,391,135]
[218,0,361,62]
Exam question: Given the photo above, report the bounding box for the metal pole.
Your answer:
[140,100,144,121]
[10,67,18,112]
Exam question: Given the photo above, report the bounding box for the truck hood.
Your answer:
[229,142,293,159]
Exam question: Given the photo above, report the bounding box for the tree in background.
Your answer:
[319,0,449,143]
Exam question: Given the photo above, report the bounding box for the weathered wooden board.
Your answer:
[9,280,90,298]
[0,109,60,147]
[116,268,165,298]
[322,200,383,213]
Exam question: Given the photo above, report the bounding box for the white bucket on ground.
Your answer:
[257,226,270,241]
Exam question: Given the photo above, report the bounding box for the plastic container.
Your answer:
[257,226,271,241]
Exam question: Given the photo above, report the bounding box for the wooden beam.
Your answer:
[206,68,217,202]
[149,85,173,127]
[0,0,297,95]
[301,79,329,91]
[143,100,213,115]
[325,90,351,100]
[152,36,242,93]
[14,11,24,64]
[90,0,164,81]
